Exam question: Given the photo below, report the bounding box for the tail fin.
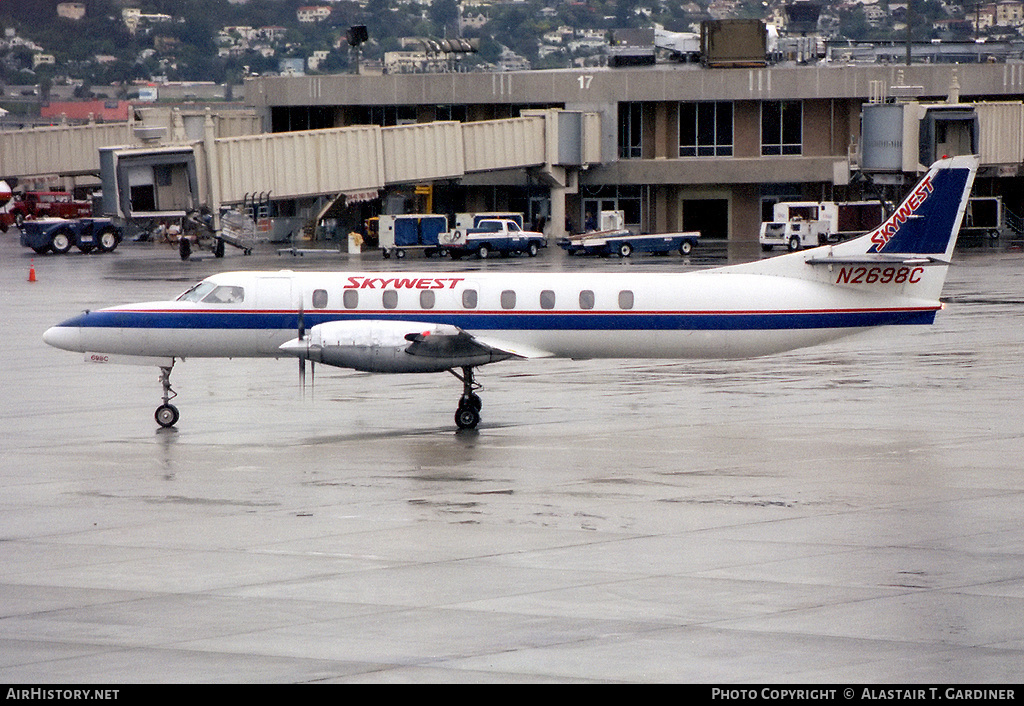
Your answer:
[726,155,978,302]
[843,155,979,261]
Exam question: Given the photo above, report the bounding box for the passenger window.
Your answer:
[462,289,478,309]
[540,290,556,310]
[579,290,595,310]
[382,290,398,310]
[343,289,359,309]
[420,290,435,309]
[201,285,244,304]
[618,290,634,310]
[501,290,517,309]
[312,289,328,309]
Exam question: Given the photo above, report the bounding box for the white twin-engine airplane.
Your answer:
[44,155,978,430]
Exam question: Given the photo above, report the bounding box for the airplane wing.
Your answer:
[279,319,554,374]
[462,334,555,360]
[405,329,554,361]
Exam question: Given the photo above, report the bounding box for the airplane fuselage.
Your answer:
[46,264,943,364]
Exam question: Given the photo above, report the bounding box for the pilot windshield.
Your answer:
[203,286,244,304]
[177,282,244,304]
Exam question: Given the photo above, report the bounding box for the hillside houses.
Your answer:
[8,0,1024,94]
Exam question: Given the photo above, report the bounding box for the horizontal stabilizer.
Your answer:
[805,254,951,267]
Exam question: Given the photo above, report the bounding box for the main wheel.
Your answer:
[787,236,801,252]
[618,243,632,257]
[155,403,179,428]
[51,229,73,254]
[527,242,539,257]
[97,227,119,252]
[679,240,693,255]
[477,244,490,259]
[455,405,480,430]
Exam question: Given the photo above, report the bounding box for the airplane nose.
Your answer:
[43,325,82,352]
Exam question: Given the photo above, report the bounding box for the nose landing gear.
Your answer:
[155,362,179,428]
[450,366,482,430]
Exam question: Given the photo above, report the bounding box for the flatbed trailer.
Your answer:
[559,230,700,257]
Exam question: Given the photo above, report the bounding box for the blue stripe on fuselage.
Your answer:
[61,308,938,332]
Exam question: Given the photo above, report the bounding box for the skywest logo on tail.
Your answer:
[42,155,979,430]
[869,174,935,252]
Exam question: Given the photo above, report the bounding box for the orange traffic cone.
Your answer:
[28,260,36,283]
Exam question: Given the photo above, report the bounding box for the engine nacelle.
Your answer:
[280,320,500,373]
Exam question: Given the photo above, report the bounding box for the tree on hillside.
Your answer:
[429,0,460,37]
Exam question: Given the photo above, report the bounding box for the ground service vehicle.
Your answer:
[559,211,699,257]
[561,231,700,257]
[0,181,12,231]
[448,212,524,232]
[760,201,886,251]
[20,218,122,254]
[443,219,546,259]
[0,191,92,231]
[377,214,449,258]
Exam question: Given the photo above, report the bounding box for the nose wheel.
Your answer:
[450,366,482,430]
[155,363,179,428]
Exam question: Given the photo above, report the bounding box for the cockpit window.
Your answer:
[201,285,245,304]
[177,282,217,302]
[177,283,244,304]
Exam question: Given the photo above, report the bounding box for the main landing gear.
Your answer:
[155,362,180,428]
[450,366,482,430]
[149,361,485,430]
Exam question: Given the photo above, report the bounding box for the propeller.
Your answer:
[299,299,305,393]
[297,302,310,399]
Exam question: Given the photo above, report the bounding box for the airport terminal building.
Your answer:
[8,35,1024,246]
[243,59,1024,243]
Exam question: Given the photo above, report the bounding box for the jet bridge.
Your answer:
[97,110,600,238]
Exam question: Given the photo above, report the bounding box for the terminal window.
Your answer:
[618,102,643,159]
[679,102,733,157]
[761,100,802,156]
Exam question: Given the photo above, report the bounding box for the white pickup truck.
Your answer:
[442,219,547,259]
